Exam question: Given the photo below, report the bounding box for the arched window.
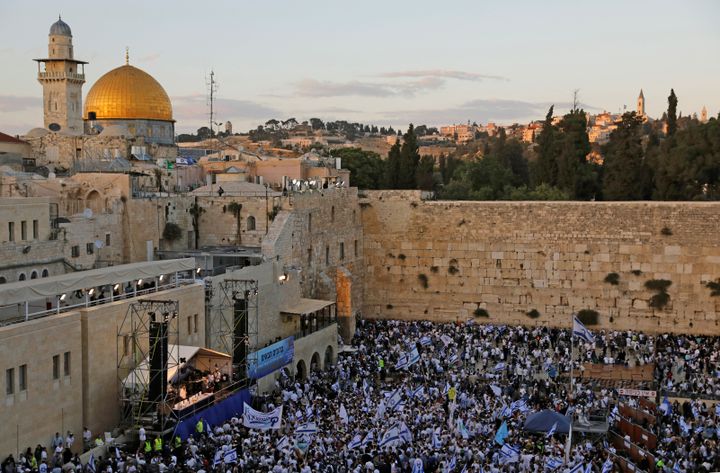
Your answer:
[18,273,26,281]
[247,216,256,231]
[30,271,38,279]
[42,269,49,278]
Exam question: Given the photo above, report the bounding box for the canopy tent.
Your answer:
[523,409,571,434]
[280,297,334,316]
[0,258,196,306]
[123,345,231,389]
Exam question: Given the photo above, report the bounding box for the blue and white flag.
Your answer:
[498,403,512,419]
[443,382,450,395]
[510,399,530,414]
[331,381,340,392]
[546,421,558,438]
[601,458,613,473]
[420,336,432,346]
[389,391,405,412]
[361,430,375,447]
[440,334,453,346]
[583,464,592,473]
[276,435,290,450]
[679,417,690,435]
[715,403,720,418]
[398,422,413,444]
[432,427,442,449]
[412,459,424,473]
[545,456,563,471]
[566,463,584,473]
[499,444,520,464]
[375,399,386,421]
[446,456,457,472]
[572,316,595,343]
[347,433,363,450]
[88,453,96,473]
[673,461,683,473]
[296,422,318,436]
[457,418,470,439]
[339,404,349,424]
[411,385,425,399]
[379,425,403,448]
[490,384,502,396]
[242,402,283,430]
[494,421,508,445]
[493,362,506,372]
[659,395,672,416]
[305,405,313,419]
[221,449,237,465]
[449,353,459,364]
[363,379,370,395]
[406,347,421,368]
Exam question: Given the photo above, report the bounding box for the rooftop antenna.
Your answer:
[125,46,129,65]
[206,70,218,135]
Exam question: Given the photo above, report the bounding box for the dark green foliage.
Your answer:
[649,292,670,309]
[661,227,673,236]
[418,274,429,289]
[162,222,182,242]
[385,139,402,188]
[415,155,436,191]
[448,265,459,275]
[398,254,406,260]
[332,148,385,189]
[631,269,643,276]
[534,106,559,186]
[706,280,720,297]
[604,273,620,285]
[645,279,672,291]
[430,266,439,273]
[667,89,678,137]
[474,308,489,317]
[577,309,599,326]
[398,124,421,189]
[386,304,393,309]
[602,112,652,200]
[526,309,541,319]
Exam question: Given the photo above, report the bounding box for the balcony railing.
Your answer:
[38,71,85,81]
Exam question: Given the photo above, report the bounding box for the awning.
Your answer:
[280,298,334,316]
[0,258,196,306]
[123,344,231,388]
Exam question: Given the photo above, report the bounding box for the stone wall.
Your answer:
[361,191,720,334]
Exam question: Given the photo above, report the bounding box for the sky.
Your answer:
[1,0,719,135]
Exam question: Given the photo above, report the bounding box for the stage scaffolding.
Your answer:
[117,299,180,435]
[207,279,259,387]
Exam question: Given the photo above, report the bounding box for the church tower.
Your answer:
[636,89,645,117]
[34,17,88,133]
[701,106,708,123]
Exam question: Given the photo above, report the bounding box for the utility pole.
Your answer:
[207,70,218,134]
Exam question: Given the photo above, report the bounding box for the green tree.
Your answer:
[667,89,678,137]
[415,155,436,190]
[398,124,421,189]
[602,112,650,200]
[385,139,402,188]
[534,106,559,186]
[555,109,596,199]
[333,148,385,189]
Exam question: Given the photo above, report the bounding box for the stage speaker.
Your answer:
[149,321,169,404]
[233,297,249,380]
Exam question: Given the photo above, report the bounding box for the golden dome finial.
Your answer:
[125,46,129,65]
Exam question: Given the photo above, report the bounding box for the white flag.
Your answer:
[339,404,349,424]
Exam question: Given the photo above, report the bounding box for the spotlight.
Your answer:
[88,288,95,296]
[137,279,143,285]
[159,275,165,282]
[196,268,202,275]
[113,284,120,291]
[278,273,288,283]
[59,293,67,302]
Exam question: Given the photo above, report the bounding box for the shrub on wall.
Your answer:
[577,309,599,326]
[398,254,406,260]
[705,279,720,297]
[430,266,439,273]
[474,308,489,318]
[604,273,620,285]
[448,258,459,275]
[526,309,540,319]
[660,227,673,236]
[418,273,429,289]
[645,279,672,310]
[631,269,642,276]
[162,222,182,242]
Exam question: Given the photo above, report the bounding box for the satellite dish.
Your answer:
[83,208,93,219]
[94,240,104,249]
[48,123,61,132]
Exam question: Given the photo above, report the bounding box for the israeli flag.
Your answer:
[88,453,96,473]
[412,459,424,473]
[510,399,530,414]
[398,422,413,444]
[546,421,558,438]
[659,395,672,415]
[331,381,340,392]
[411,385,425,400]
[679,417,690,435]
[499,444,520,464]
[545,456,563,471]
[673,462,683,473]
[432,428,442,449]
[276,436,290,450]
[420,336,432,346]
[715,403,720,418]
[498,403,511,419]
[441,334,453,346]
[572,316,595,343]
[601,458,613,473]
[347,434,363,450]
[375,400,386,420]
[493,362,506,372]
[490,384,502,396]
[583,464,592,473]
[406,347,421,368]
[306,405,313,419]
[339,404,349,424]
[222,449,238,464]
[363,379,370,395]
[361,430,375,447]
[396,353,409,370]
[379,425,402,448]
[449,353,459,364]
[443,382,450,395]
[389,391,404,412]
[296,422,318,436]
[566,463,584,473]
[457,418,470,439]
[446,456,457,472]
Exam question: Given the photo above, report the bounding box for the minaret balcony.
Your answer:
[38,71,85,81]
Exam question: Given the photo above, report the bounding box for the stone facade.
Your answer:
[361,191,720,335]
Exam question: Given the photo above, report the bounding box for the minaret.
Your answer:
[34,16,88,133]
[701,106,708,123]
[636,89,645,117]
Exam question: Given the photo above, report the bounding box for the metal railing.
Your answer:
[38,71,85,81]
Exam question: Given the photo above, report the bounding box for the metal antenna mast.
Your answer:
[206,70,218,134]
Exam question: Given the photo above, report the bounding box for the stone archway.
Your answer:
[311,352,321,372]
[324,345,334,367]
[85,190,103,215]
[295,359,307,381]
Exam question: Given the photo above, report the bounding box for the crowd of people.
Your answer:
[4,319,718,473]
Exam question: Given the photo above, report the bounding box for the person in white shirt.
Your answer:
[138,427,146,443]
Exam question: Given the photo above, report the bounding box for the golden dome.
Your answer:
[84,64,173,121]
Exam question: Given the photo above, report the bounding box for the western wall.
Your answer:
[360,191,720,334]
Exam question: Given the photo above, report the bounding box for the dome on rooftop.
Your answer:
[49,17,72,36]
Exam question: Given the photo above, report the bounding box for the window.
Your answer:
[30,271,38,280]
[18,273,26,281]
[354,240,358,257]
[339,242,345,261]
[325,246,330,265]
[42,269,49,278]
[187,316,192,334]
[86,243,94,255]
[52,355,60,380]
[246,216,256,231]
[105,233,111,246]
[6,368,14,395]
[71,245,80,258]
[331,206,335,222]
[193,314,198,333]
[33,220,38,239]
[19,365,27,391]
[307,248,312,266]
[8,222,14,242]
[308,213,312,233]
[63,352,71,377]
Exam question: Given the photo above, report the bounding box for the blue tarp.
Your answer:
[523,409,571,434]
[174,388,251,440]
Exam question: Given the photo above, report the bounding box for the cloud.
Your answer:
[380,98,598,126]
[0,95,42,112]
[172,94,282,122]
[292,77,445,98]
[379,69,509,82]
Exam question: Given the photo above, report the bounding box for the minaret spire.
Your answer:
[125,46,129,65]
